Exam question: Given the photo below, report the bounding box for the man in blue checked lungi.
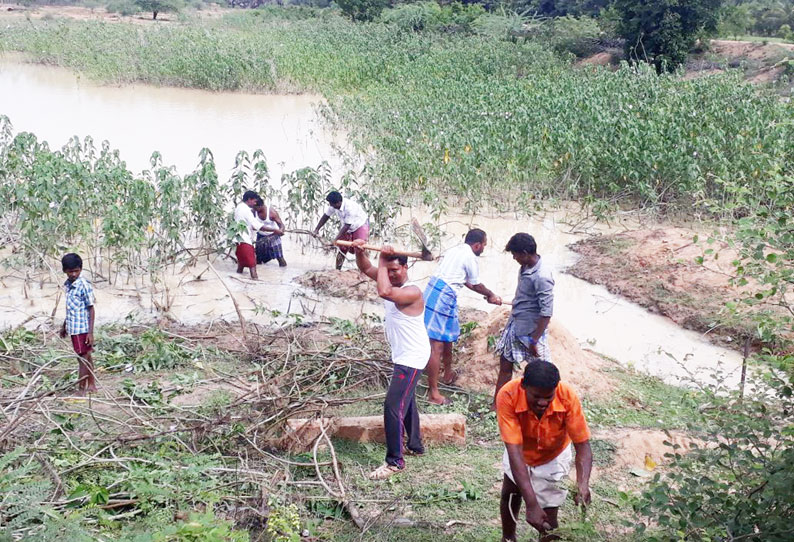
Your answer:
[424,228,502,405]
[494,233,554,403]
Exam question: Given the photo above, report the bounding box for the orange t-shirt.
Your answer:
[496,378,591,467]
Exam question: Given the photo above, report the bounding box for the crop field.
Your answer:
[1,9,792,216]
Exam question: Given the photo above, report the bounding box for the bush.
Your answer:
[550,15,602,57]
[105,0,141,16]
[634,368,794,540]
[379,1,485,33]
[335,0,389,22]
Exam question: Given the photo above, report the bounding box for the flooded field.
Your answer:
[0,57,743,386]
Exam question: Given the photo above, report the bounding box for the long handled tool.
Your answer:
[334,240,434,261]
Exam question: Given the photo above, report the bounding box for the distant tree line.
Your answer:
[720,0,794,39]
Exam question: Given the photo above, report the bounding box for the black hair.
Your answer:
[522,360,560,389]
[464,228,486,245]
[326,191,343,204]
[505,233,537,255]
[242,190,259,202]
[61,253,83,271]
[255,197,264,207]
[385,254,408,266]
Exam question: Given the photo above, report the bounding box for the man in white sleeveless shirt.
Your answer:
[353,239,430,480]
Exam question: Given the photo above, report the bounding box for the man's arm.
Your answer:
[353,240,377,281]
[505,444,550,532]
[573,440,592,506]
[466,282,501,305]
[313,214,330,235]
[376,248,422,307]
[271,209,285,236]
[335,223,351,241]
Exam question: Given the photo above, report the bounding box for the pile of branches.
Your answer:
[0,321,393,539]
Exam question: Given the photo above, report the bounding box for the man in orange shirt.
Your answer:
[496,361,593,542]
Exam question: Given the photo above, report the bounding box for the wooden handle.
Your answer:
[334,240,425,259]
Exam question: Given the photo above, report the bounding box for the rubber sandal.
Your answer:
[440,369,460,386]
[368,463,404,480]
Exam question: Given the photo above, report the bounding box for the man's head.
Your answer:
[384,254,409,287]
[254,197,265,211]
[242,190,259,208]
[505,233,538,266]
[61,253,83,283]
[521,360,560,417]
[464,228,487,256]
[326,191,343,210]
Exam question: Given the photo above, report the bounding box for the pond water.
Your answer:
[0,58,743,386]
[0,57,346,178]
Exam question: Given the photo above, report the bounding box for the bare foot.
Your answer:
[278,258,287,267]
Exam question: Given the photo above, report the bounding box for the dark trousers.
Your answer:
[384,364,424,467]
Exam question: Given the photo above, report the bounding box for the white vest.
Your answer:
[383,300,430,370]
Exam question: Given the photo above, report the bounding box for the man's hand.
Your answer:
[528,342,539,358]
[275,229,285,237]
[525,504,551,532]
[574,484,591,507]
[486,294,502,305]
[379,245,395,261]
[351,239,367,253]
[85,333,94,347]
[59,323,67,339]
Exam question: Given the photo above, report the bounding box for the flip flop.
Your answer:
[440,369,460,386]
[428,395,452,406]
[368,463,404,480]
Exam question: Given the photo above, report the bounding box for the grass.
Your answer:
[0,312,726,541]
[585,365,705,430]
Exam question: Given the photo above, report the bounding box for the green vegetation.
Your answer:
[615,0,722,71]
[1,11,791,217]
[135,0,184,20]
[720,0,794,40]
[635,370,794,541]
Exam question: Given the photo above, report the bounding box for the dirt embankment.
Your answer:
[567,228,759,349]
[294,269,379,302]
[456,307,614,400]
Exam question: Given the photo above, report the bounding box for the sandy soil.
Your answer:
[456,307,615,400]
[567,227,762,349]
[589,428,698,484]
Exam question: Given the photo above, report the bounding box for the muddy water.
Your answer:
[0,57,346,177]
[1,210,743,387]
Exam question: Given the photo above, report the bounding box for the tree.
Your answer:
[335,0,390,21]
[719,4,754,38]
[134,0,183,20]
[615,0,723,72]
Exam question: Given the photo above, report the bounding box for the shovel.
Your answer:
[334,240,434,261]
